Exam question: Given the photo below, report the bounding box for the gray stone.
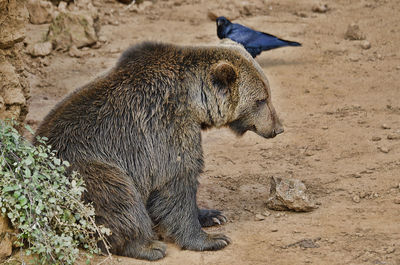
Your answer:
[345,23,366,40]
[387,133,400,140]
[360,40,371,49]
[266,176,318,212]
[26,41,53,57]
[47,10,99,51]
[312,3,329,13]
[255,214,266,221]
[26,0,54,24]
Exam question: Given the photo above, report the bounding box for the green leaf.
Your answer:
[24,167,32,178]
[24,124,35,135]
[54,158,61,166]
[3,185,17,192]
[23,155,34,166]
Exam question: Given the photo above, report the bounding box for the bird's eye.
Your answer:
[256,99,267,107]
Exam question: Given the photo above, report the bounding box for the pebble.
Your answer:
[294,11,308,18]
[385,247,396,254]
[26,41,53,57]
[98,35,107,43]
[371,136,381,141]
[381,124,391,129]
[312,3,329,13]
[322,126,328,130]
[360,40,371,49]
[393,197,400,204]
[345,23,366,40]
[387,134,400,140]
[271,228,278,232]
[378,146,389,153]
[255,214,266,221]
[349,54,361,62]
[305,151,314,156]
[352,195,361,203]
[262,210,271,217]
[396,66,400,70]
[359,191,368,198]
[68,45,84,58]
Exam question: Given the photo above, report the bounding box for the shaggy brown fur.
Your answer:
[33,41,283,260]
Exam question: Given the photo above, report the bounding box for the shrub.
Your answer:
[0,120,111,264]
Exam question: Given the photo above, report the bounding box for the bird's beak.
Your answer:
[217,20,223,27]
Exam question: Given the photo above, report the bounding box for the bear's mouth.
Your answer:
[228,120,248,136]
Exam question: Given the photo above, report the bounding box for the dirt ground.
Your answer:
[22,0,400,264]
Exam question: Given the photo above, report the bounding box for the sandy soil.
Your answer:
[22,0,400,264]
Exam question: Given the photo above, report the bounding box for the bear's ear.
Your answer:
[210,61,238,95]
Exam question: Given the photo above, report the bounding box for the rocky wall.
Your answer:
[0,0,30,123]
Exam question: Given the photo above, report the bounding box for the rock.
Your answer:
[387,134,400,140]
[47,10,99,51]
[349,54,361,62]
[286,238,320,249]
[345,23,366,40]
[26,41,53,57]
[26,0,54,24]
[68,45,84,58]
[360,40,371,50]
[352,195,361,203]
[98,35,107,43]
[294,11,308,18]
[58,1,68,12]
[0,61,26,106]
[378,146,389,153]
[0,0,30,123]
[266,176,318,212]
[0,0,29,49]
[0,216,14,262]
[72,0,99,20]
[262,210,271,217]
[393,197,400,204]
[381,124,391,129]
[371,136,381,141]
[312,3,329,13]
[255,214,266,221]
[128,1,153,13]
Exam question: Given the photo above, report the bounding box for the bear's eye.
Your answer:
[256,98,267,107]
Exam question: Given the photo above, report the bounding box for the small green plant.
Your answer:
[0,120,111,264]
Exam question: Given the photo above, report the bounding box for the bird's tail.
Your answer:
[282,39,302,47]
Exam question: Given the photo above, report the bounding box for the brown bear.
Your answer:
[33,41,283,260]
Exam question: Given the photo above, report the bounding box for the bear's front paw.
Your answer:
[198,209,227,227]
[182,233,231,251]
[124,240,167,261]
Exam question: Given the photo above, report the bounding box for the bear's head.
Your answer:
[206,45,284,139]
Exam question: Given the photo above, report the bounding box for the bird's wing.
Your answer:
[229,24,300,50]
[226,23,262,45]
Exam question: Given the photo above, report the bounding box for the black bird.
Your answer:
[216,16,301,58]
